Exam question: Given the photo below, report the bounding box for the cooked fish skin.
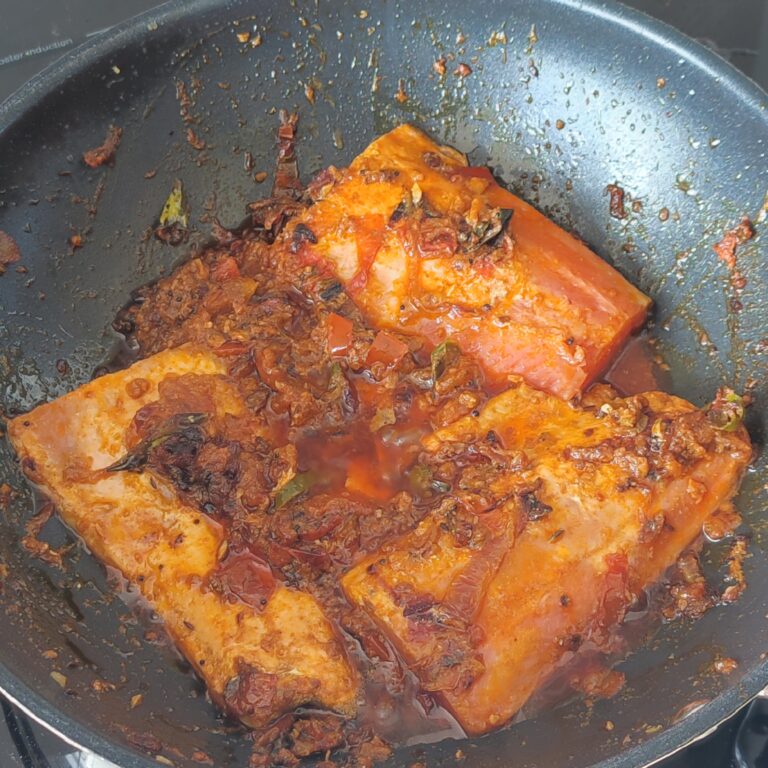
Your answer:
[284,124,650,400]
[343,381,752,735]
[8,346,358,728]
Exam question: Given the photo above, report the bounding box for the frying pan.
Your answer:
[0,1,766,766]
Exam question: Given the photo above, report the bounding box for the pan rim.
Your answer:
[2,0,768,130]
[0,1,766,767]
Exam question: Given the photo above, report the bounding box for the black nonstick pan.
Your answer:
[0,1,766,767]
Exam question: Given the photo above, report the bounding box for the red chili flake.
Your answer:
[210,219,236,245]
[433,57,447,76]
[21,502,61,567]
[278,111,297,141]
[186,127,206,151]
[713,656,738,675]
[606,183,628,219]
[82,125,123,168]
[723,534,749,603]
[731,271,748,290]
[154,224,187,246]
[68,233,84,251]
[55,359,70,375]
[0,483,15,510]
[454,62,472,77]
[0,230,21,275]
[713,217,754,271]
[214,340,249,357]
[175,80,193,123]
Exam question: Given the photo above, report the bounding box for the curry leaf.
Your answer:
[159,179,188,228]
[707,390,745,432]
[369,405,396,433]
[274,471,318,509]
[409,464,451,495]
[106,412,207,472]
[430,339,461,384]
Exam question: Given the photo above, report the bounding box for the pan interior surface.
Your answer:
[0,1,766,767]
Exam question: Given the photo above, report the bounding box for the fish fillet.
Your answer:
[284,124,650,399]
[8,346,358,728]
[342,381,751,734]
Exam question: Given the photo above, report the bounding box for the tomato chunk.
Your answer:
[366,331,409,367]
[213,551,276,611]
[211,256,241,282]
[214,340,249,357]
[327,313,354,357]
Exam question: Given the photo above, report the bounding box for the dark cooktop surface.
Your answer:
[1,1,767,767]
